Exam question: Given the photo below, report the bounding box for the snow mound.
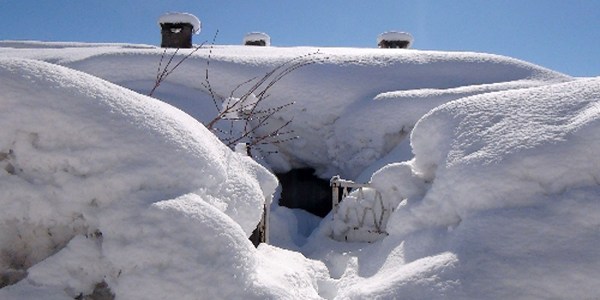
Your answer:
[409,77,600,221]
[359,77,600,298]
[0,58,281,298]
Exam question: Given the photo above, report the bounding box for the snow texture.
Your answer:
[363,77,600,299]
[0,58,278,299]
[1,40,599,299]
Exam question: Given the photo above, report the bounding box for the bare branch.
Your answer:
[150,44,209,97]
[151,36,325,159]
[204,30,220,112]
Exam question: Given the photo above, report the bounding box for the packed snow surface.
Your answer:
[1,40,599,299]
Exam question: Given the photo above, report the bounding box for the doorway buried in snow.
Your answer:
[276,168,332,218]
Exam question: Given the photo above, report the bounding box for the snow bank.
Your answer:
[408,77,600,223]
[354,77,600,298]
[0,58,284,298]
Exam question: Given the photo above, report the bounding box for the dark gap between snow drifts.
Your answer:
[276,168,332,218]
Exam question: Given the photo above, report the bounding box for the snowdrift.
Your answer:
[0,58,287,299]
[351,77,600,299]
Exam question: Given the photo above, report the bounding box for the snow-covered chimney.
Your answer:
[377,31,414,49]
[158,12,201,48]
[243,32,271,46]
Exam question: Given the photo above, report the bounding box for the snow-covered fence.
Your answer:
[330,176,393,242]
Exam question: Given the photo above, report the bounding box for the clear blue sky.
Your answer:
[1,0,598,77]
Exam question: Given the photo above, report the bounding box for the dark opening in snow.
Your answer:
[276,168,331,217]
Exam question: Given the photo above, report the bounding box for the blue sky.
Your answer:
[1,0,598,77]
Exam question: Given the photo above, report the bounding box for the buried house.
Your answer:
[158,12,201,48]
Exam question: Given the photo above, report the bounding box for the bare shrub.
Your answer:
[150,34,325,156]
[204,51,323,154]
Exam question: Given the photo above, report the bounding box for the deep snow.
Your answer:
[1,40,599,299]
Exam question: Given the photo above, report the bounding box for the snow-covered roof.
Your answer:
[243,32,271,46]
[377,31,414,46]
[158,12,201,34]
